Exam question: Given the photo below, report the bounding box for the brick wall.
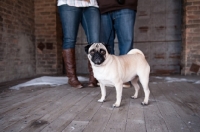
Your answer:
[1,0,199,83]
[0,0,35,83]
[34,0,62,75]
[182,0,200,75]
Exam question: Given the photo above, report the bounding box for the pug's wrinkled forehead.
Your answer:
[89,43,107,52]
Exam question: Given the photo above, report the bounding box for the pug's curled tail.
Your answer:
[127,49,145,58]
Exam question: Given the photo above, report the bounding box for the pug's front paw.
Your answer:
[112,103,120,108]
[131,95,137,99]
[141,101,148,106]
[98,99,105,103]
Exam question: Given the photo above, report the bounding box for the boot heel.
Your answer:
[62,49,83,88]
[88,60,98,87]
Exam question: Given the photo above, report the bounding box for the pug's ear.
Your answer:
[84,44,91,54]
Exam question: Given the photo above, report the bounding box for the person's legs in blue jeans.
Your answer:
[58,4,83,88]
[100,9,136,55]
[82,7,100,44]
[58,4,81,49]
[113,9,136,55]
[59,5,100,47]
[59,5,101,88]
[82,7,100,87]
[100,13,115,54]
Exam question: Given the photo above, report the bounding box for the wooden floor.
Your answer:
[0,76,200,132]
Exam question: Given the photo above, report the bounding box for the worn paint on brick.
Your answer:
[190,63,200,73]
[182,0,200,75]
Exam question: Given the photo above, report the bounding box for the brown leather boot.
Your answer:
[88,60,98,87]
[62,49,83,89]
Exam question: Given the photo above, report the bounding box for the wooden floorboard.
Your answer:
[0,76,200,132]
[157,82,200,132]
[1,86,74,131]
[151,83,190,132]
[102,88,131,132]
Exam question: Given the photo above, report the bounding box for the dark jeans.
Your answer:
[100,9,136,55]
[58,4,100,49]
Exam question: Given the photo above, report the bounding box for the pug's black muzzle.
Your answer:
[91,52,105,65]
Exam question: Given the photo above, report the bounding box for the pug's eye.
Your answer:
[90,50,95,55]
[100,49,106,55]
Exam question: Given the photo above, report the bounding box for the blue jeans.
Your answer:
[100,9,136,55]
[58,4,100,49]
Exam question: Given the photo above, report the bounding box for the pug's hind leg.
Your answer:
[130,77,140,99]
[98,84,106,102]
[113,84,123,108]
[140,77,150,105]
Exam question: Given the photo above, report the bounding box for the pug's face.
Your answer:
[85,43,109,65]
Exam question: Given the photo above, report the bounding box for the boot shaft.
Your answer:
[62,49,83,88]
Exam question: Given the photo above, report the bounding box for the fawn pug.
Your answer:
[85,43,150,107]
